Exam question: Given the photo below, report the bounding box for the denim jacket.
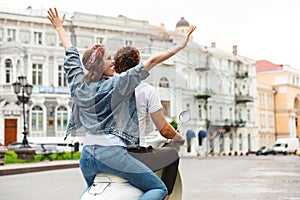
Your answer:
[63,47,149,145]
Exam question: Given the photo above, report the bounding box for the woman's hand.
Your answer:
[47,8,65,30]
[47,8,72,49]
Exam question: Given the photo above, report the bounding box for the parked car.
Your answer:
[0,143,8,165]
[296,148,300,156]
[273,138,299,155]
[256,146,275,155]
[0,143,7,150]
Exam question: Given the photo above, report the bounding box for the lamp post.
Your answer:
[12,76,33,148]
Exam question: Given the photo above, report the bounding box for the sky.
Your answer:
[1,0,300,68]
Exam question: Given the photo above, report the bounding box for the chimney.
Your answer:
[233,45,237,55]
[211,42,216,48]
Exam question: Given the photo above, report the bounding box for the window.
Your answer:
[239,133,243,151]
[96,37,104,44]
[70,34,76,47]
[159,77,169,88]
[268,114,273,128]
[7,29,16,41]
[56,106,68,131]
[260,113,266,128]
[186,103,190,113]
[58,65,67,87]
[247,109,251,121]
[32,64,43,85]
[259,93,264,106]
[198,104,202,118]
[229,108,233,121]
[5,59,13,84]
[229,134,233,151]
[125,40,132,46]
[31,106,43,131]
[247,134,251,152]
[34,32,42,44]
[267,94,273,107]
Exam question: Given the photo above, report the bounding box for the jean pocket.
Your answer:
[80,147,91,161]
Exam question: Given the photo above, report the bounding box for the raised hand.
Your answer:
[47,8,72,49]
[47,8,65,30]
[180,25,197,48]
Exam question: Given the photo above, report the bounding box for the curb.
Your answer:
[0,160,79,176]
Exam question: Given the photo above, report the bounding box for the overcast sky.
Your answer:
[1,0,300,68]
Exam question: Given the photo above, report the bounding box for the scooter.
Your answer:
[81,111,190,200]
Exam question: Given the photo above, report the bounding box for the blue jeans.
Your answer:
[80,145,168,200]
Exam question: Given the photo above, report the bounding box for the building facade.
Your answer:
[257,60,300,141]
[256,81,276,147]
[0,8,258,155]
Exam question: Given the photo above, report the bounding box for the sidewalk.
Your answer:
[0,160,79,176]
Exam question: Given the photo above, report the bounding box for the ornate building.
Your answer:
[0,8,258,155]
[257,60,300,142]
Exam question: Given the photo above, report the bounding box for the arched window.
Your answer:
[56,106,68,131]
[248,134,251,152]
[229,134,233,151]
[239,133,243,151]
[159,77,169,88]
[5,59,13,84]
[31,106,43,131]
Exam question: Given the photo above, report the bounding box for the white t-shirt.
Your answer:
[135,82,163,147]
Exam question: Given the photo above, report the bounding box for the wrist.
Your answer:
[55,26,63,31]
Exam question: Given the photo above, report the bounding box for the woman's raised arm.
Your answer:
[47,8,72,49]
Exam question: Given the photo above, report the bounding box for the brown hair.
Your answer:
[82,45,106,83]
[113,46,140,74]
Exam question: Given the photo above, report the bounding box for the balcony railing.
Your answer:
[235,72,249,79]
[222,119,246,130]
[194,88,212,100]
[235,95,254,104]
[234,119,246,127]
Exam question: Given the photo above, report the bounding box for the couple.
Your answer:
[47,8,196,200]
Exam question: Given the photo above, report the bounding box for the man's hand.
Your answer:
[172,134,185,145]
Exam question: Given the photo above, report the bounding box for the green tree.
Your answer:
[170,119,178,131]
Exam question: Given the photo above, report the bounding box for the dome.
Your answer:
[176,17,190,27]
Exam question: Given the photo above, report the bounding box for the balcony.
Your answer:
[194,88,212,100]
[195,64,209,71]
[234,119,246,127]
[235,94,254,104]
[235,72,249,79]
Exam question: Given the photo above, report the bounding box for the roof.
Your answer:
[176,17,189,27]
[256,60,283,72]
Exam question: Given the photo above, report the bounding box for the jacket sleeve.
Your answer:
[64,47,85,96]
[113,63,150,98]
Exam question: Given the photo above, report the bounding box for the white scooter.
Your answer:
[81,111,190,200]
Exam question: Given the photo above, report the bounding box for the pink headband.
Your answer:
[85,44,105,70]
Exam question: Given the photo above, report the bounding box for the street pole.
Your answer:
[12,76,34,159]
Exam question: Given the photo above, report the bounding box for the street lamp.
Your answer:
[12,75,33,148]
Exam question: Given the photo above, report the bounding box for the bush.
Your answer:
[4,150,81,164]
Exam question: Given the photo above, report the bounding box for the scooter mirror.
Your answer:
[179,111,190,123]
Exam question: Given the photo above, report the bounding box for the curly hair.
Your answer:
[82,45,106,83]
[113,46,140,74]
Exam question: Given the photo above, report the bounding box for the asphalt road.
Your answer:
[0,155,299,200]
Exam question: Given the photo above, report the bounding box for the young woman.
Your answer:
[47,7,196,200]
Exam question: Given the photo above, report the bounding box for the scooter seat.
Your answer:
[94,173,128,183]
